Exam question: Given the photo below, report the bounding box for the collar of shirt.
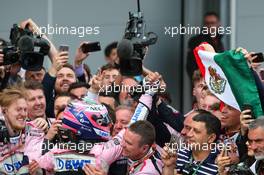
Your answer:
[184,148,219,164]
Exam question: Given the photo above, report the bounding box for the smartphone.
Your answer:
[168,134,180,155]
[243,104,252,112]
[81,42,101,53]
[242,103,254,118]
[59,45,69,52]
[252,53,264,63]
[223,144,228,156]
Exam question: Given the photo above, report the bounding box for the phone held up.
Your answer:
[81,42,101,53]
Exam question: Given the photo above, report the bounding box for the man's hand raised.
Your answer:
[74,42,90,67]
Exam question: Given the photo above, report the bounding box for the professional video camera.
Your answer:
[117,0,158,76]
[0,24,50,70]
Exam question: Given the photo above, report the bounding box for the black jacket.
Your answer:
[147,96,184,147]
[42,73,56,118]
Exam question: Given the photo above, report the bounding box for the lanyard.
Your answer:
[128,147,156,174]
[189,156,204,175]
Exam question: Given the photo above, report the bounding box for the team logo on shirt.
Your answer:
[4,161,22,173]
[54,152,96,172]
[0,153,29,174]
[56,158,92,171]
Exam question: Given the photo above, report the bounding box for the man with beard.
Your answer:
[43,51,77,118]
[248,118,264,174]
[44,45,91,118]
[55,64,77,94]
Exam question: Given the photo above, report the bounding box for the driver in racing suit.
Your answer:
[85,73,164,175]
[35,73,163,175]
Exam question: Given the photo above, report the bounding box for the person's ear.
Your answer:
[208,133,216,144]
[1,107,7,115]
[192,87,196,96]
[142,144,150,152]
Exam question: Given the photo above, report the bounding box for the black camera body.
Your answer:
[1,24,50,70]
[124,11,157,50]
[118,0,158,76]
[2,46,19,65]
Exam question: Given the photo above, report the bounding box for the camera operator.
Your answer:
[104,41,118,65]
[115,35,184,147]
[18,19,82,119]
[100,63,120,88]
[0,38,22,89]
[1,18,56,89]
[25,66,46,83]
[19,19,57,61]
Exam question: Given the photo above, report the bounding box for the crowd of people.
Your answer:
[0,12,263,175]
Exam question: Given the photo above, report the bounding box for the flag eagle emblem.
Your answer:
[208,66,227,94]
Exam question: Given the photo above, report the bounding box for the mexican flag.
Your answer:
[193,43,264,118]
